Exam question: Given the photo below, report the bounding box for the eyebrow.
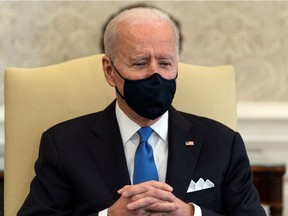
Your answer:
[158,56,174,60]
[129,55,174,62]
[129,55,149,62]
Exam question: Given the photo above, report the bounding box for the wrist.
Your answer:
[187,202,195,215]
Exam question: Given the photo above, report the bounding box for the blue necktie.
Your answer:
[133,127,159,184]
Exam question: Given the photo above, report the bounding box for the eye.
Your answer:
[132,62,147,69]
[134,62,146,66]
[159,61,172,67]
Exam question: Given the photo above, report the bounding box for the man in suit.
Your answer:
[18,6,266,216]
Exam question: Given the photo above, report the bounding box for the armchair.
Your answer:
[4,54,237,215]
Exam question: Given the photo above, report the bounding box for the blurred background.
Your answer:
[1,1,288,214]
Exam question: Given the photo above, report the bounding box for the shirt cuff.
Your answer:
[98,208,108,216]
[189,202,202,216]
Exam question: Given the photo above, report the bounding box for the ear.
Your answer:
[102,55,116,87]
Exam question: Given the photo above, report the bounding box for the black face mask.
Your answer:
[111,62,177,120]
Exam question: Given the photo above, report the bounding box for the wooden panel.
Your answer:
[252,165,286,216]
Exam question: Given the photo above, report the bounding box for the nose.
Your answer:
[147,61,159,76]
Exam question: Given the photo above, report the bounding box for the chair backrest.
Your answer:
[4,54,237,216]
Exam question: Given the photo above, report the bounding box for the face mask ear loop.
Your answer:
[115,86,125,100]
[109,59,126,80]
[108,58,126,100]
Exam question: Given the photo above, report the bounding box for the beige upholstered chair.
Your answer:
[4,54,237,216]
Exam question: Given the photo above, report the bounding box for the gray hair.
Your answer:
[103,7,180,61]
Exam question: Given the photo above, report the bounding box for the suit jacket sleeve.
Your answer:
[201,133,266,216]
[17,131,100,216]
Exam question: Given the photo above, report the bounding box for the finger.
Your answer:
[148,181,173,192]
[122,181,173,198]
[127,197,179,212]
[122,182,155,197]
[127,196,159,210]
[117,185,132,194]
[130,188,176,203]
[146,202,180,212]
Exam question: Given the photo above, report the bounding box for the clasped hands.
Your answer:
[108,180,194,216]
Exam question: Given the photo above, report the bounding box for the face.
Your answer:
[103,21,178,124]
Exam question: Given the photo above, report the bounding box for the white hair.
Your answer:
[103,7,180,61]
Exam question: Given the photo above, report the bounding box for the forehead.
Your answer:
[120,20,173,35]
[117,21,176,49]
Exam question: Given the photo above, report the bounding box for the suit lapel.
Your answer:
[166,107,203,200]
[85,103,203,201]
[86,101,131,200]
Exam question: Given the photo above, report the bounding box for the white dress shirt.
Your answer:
[115,102,168,183]
[99,102,201,216]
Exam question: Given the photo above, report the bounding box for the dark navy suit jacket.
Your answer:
[18,101,265,215]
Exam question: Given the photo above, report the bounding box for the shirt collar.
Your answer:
[115,102,169,144]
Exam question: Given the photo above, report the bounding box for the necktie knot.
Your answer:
[138,127,153,143]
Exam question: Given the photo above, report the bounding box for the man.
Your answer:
[18,6,265,216]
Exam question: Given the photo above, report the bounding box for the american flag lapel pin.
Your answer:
[185,141,194,146]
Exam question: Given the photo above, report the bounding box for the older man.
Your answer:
[18,6,265,216]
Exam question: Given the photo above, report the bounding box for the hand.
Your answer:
[125,190,194,216]
[108,181,194,216]
[108,181,176,216]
